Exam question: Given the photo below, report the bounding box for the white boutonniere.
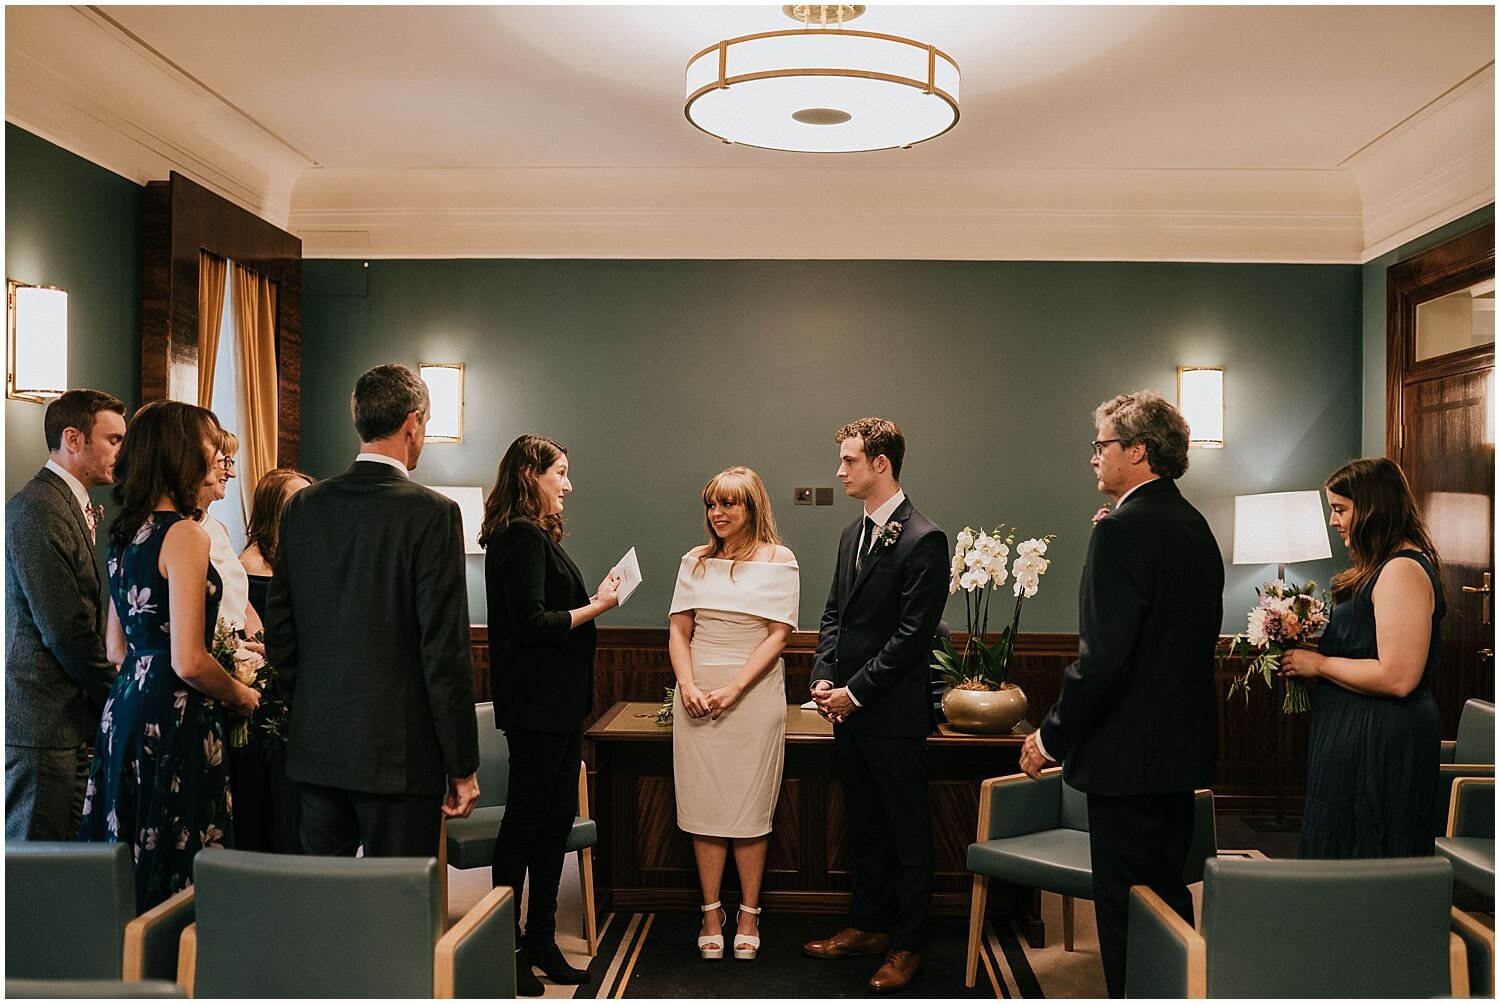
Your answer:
[875,520,903,550]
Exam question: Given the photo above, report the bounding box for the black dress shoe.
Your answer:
[527,942,590,984]
[515,950,545,996]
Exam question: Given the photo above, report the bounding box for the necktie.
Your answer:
[857,516,878,572]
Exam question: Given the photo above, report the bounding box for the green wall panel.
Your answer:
[5,124,142,503]
[303,258,1363,632]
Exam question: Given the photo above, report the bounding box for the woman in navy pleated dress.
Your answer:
[1281,457,1446,858]
[79,401,260,910]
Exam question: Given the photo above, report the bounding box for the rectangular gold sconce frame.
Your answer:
[1178,365,1225,448]
[7,278,69,403]
[420,362,464,443]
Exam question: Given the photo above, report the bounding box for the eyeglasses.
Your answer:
[1090,439,1123,458]
[217,456,236,471]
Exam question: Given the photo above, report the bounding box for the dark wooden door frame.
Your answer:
[1385,222,1495,458]
[141,172,302,466]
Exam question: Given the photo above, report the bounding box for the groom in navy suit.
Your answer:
[805,418,949,994]
[1020,390,1222,998]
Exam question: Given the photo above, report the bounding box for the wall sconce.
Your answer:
[428,486,485,554]
[7,280,68,402]
[1178,366,1224,448]
[420,363,464,443]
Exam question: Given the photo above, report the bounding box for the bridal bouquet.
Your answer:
[931,526,1055,690]
[1224,580,1329,714]
[211,619,289,749]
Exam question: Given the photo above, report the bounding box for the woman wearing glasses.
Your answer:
[198,430,261,638]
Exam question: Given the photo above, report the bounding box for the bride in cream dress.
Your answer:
[669,467,799,963]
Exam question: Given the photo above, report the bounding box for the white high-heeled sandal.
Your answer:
[733,904,762,961]
[698,901,727,960]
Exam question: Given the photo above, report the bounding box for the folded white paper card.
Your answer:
[612,546,642,605]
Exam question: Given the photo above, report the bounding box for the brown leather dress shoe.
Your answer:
[867,949,923,994]
[802,927,891,959]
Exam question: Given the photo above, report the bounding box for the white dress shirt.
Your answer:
[202,514,251,631]
[355,452,409,477]
[44,459,90,513]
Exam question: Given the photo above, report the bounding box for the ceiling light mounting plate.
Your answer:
[782,5,865,27]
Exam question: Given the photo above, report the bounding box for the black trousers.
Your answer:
[299,782,442,858]
[492,729,581,950]
[1086,791,1195,999]
[835,733,932,951]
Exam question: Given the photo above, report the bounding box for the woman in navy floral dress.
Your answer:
[79,401,260,911]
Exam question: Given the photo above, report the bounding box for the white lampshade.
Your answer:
[8,281,68,402]
[428,486,485,555]
[685,28,960,153]
[1233,491,1333,567]
[420,363,464,443]
[1178,366,1224,448]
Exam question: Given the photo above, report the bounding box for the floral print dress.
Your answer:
[79,511,234,911]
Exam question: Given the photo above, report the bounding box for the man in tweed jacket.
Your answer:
[5,389,126,840]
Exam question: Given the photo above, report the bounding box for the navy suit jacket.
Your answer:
[1039,477,1223,795]
[812,496,949,738]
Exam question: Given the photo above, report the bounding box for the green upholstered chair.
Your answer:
[1438,776,1495,899]
[5,842,192,988]
[1439,699,1495,833]
[5,978,185,998]
[179,849,515,998]
[1449,906,1495,999]
[439,701,599,954]
[962,767,1216,988]
[1126,856,1468,998]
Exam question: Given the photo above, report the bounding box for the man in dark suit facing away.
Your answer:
[267,363,479,857]
[805,418,950,994]
[6,389,127,841]
[1021,390,1223,998]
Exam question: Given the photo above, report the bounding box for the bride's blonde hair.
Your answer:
[695,466,781,573]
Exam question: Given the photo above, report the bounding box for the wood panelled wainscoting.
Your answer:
[469,627,1307,818]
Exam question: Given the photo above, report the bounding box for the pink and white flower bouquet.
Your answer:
[211,619,288,748]
[1225,579,1329,714]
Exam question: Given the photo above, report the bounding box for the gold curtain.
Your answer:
[231,264,279,506]
[197,251,229,406]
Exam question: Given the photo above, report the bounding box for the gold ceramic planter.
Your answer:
[941,683,1028,735]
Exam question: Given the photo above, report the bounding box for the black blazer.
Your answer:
[1039,477,1223,796]
[4,468,115,746]
[812,496,949,738]
[486,518,597,735]
[266,461,479,797]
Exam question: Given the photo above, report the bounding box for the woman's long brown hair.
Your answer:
[1325,457,1445,604]
[109,400,222,546]
[244,467,315,565]
[478,434,567,547]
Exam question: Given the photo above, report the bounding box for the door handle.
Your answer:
[1462,573,1492,626]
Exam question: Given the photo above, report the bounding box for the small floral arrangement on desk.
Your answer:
[211,619,289,749]
[655,686,675,727]
[1224,579,1329,714]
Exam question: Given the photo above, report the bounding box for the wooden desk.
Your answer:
[585,701,1037,926]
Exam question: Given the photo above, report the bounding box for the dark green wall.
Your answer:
[303,258,1364,632]
[5,124,143,503]
[1360,204,1496,454]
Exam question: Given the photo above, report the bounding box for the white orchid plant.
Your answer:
[931,526,1055,690]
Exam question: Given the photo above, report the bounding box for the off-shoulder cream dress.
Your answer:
[669,555,799,838]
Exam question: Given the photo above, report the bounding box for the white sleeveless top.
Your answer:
[668,554,799,628]
[203,514,250,631]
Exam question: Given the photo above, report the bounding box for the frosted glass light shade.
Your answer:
[1233,491,1333,567]
[420,363,464,443]
[7,281,68,402]
[428,486,485,555]
[685,29,960,153]
[1178,366,1224,448]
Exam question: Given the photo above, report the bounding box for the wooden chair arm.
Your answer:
[124,887,195,982]
[434,886,516,999]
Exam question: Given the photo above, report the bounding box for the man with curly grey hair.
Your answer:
[1019,389,1222,998]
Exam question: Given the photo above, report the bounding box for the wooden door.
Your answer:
[1388,223,1496,735]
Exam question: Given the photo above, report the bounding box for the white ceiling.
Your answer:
[6,4,1495,262]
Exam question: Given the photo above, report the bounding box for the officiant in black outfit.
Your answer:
[1020,390,1223,999]
[806,418,949,995]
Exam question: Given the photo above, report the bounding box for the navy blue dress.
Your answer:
[1299,550,1444,859]
[79,511,234,911]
